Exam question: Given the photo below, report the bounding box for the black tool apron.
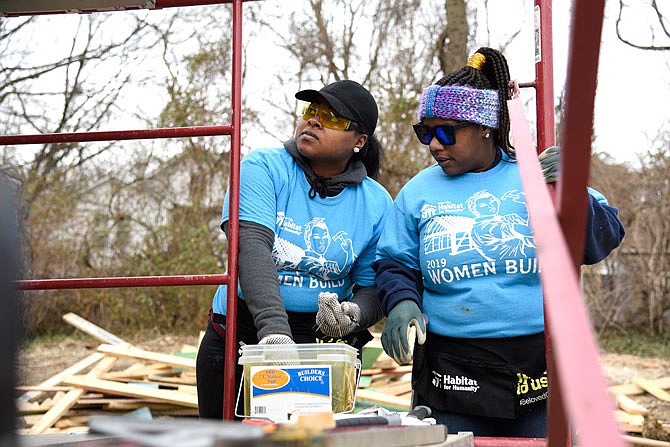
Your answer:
[412,331,547,419]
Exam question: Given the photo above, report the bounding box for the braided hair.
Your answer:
[436,47,515,157]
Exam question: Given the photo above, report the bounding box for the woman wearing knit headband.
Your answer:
[373,47,624,437]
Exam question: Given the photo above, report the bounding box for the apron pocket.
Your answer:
[413,350,518,420]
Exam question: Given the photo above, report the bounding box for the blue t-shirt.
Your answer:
[375,152,611,338]
[213,147,392,314]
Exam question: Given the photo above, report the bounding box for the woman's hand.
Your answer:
[315,292,360,338]
[538,145,560,183]
[381,300,427,365]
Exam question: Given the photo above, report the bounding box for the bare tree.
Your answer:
[583,154,635,334]
[586,129,670,337]
[0,7,246,334]
[624,142,670,335]
[246,0,470,196]
[10,1,587,336]
[1,13,180,275]
[437,0,469,73]
[615,0,670,51]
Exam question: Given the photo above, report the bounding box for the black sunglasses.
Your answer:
[412,122,478,146]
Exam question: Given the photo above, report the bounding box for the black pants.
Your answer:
[196,318,245,419]
[195,300,371,419]
[422,397,548,437]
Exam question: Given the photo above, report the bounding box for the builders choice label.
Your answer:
[249,365,332,419]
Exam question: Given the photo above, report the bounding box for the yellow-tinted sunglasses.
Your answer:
[301,103,353,131]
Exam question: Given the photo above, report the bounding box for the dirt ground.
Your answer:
[17,334,670,387]
[17,335,670,385]
[16,334,201,387]
[15,335,670,440]
[600,352,670,441]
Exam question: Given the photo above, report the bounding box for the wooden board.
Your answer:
[104,400,191,411]
[632,377,670,402]
[610,377,670,396]
[62,375,198,408]
[18,352,105,403]
[19,313,129,404]
[104,363,174,380]
[615,409,644,433]
[17,393,65,415]
[29,356,118,434]
[97,344,195,370]
[355,389,411,411]
[622,435,670,447]
[62,312,128,345]
[362,365,413,377]
[616,393,649,415]
[146,373,196,385]
[371,380,413,397]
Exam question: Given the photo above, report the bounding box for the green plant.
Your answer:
[597,329,670,358]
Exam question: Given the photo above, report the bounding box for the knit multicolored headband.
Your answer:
[418,84,500,128]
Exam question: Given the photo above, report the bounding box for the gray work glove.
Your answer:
[538,145,560,183]
[381,300,427,366]
[258,334,298,365]
[258,334,294,345]
[315,292,360,338]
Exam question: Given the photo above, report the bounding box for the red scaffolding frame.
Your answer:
[2,0,247,422]
[1,1,627,445]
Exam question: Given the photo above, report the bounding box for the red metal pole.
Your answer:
[156,0,237,6]
[534,2,569,445]
[556,0,605,270]
[546,346,569,447]
[0,0,248,425]
[16,274,229,290]
[534,0,556,152]
[0,0,261,17]
[0,126,232,145]
[155,0,260,7]
[508,97,625,447]
[549,4,613,444]
[222,0,243,421]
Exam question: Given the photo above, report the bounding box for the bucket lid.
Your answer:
[238,343,359,364]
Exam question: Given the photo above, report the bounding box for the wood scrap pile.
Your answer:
[610,376,670,446]
[20,319,670,447]
[17,313,199,435]
[355,337,413,412]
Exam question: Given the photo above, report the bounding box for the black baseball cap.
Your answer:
[295,80,378,135]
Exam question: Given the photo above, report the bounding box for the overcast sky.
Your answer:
[485,0,670,167]
[10,1,668,168]
[548,0,670,167]
[243,0,670,168]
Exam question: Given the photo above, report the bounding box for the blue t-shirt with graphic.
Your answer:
[213,147,392,314]
[375,152,611,338]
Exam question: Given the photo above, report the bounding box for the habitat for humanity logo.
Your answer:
[431,371,480,393]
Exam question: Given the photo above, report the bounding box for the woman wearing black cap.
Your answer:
[196,80,392,420]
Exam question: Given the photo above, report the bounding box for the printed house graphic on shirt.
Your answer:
[422,189,535,262]
[424,215,475,255]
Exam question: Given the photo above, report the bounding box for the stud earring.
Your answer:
[484,133,491,139]
[353,147,361,153]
